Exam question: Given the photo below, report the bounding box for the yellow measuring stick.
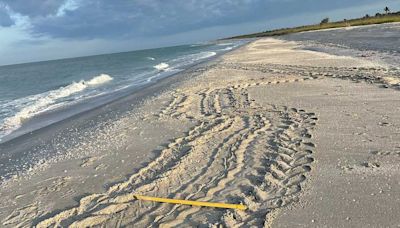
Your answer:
[133,195,247,210]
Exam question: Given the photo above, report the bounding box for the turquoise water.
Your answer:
[0,41,245,142]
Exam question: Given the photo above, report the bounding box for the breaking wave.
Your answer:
[0,74,113,138]
[217,42,233,46]
[153,62,170,71]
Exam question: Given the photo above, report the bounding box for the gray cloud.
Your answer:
[28,0,267,39]
[4,0,62,18]
[0,0,385,39]
[0,4,13,26]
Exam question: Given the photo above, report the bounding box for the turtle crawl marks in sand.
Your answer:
[32,73,317,227]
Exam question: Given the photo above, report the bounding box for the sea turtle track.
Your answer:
[217,62,400,89]
[32,70,317,227]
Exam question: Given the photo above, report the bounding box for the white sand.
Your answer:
[1,38,399,227]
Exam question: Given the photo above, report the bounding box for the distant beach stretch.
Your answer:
[1,23,400,227]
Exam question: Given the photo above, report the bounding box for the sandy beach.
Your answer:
[1,30,400,227]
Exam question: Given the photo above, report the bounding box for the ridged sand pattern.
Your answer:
[218,62,400,89]
[32,72,317,227]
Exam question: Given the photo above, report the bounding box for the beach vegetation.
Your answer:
[226,9,400,39]
[320,17,330,25]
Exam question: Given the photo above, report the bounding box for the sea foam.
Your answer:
[153,63,170,71]
[86,74,113,86]
[174,51,216,64]
[0,74,113,138]
[217,42,233,46]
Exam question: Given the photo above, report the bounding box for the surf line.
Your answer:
[133,195,247,210]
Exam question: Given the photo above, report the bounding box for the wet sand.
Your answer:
[1,36,400,227]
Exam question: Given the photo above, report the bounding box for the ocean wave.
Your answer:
[200,51,217,59]
[0,74,113,138]
[163,51,217,72]
[220,46,234,51]
[153,62,170,71]
[217,42,233,46]
[179,51,216,62]
[147,51,217,83]
[86,74,113,85]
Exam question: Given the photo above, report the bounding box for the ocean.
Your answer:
[0,41,245,143]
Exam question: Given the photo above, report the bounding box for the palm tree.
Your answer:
[384,6,390,14]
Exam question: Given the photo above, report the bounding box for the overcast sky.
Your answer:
[0,0,399,65]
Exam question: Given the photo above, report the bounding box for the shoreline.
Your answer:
[0,51,230,183]
[0,43,241,145]
[1,24,400,227]
[0,41,252,183]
